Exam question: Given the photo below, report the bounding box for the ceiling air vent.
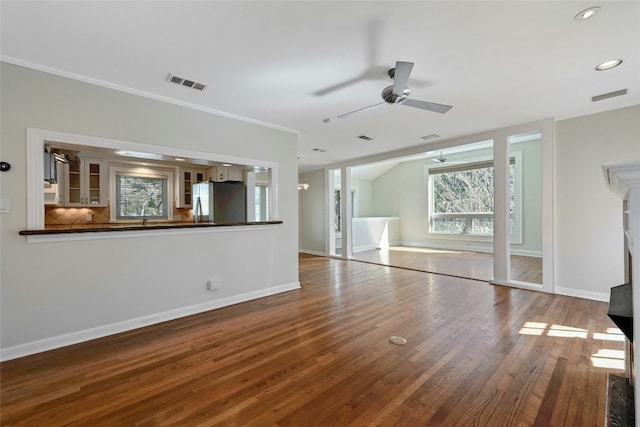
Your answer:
[592,89,627,102]
[421,134,440,141]
[357,135,373,141]
[167,73,207,91]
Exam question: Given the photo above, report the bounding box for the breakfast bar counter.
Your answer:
[20,221,283,236]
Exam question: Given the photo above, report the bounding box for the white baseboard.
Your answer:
[0,282,301,362]
[353,244,377,253]
[299,249,325,256]
[555,286,610,303]
[353,241,402,253]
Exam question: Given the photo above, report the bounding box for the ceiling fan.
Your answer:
[338,61,453,119]
[433,153,448,163]
[431,152,468,164]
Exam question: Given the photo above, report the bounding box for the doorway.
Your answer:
[341,119,552,291]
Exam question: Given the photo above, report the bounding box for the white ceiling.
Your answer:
[2,1,639,173]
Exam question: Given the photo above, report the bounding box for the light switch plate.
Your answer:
[0,199,10,214]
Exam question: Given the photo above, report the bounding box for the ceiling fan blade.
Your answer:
[392,61,414,96]
[313,19,384,96]
[365,19,382,67]
[313,76,367,96]
[337,102,386,119]
[402,98,453,114]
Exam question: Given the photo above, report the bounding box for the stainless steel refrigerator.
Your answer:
[192,181,247,223]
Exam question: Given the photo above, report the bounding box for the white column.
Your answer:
[493,136,510,283]
[326,169,337,256]
[245,170,256,222]
[342,166,352,260]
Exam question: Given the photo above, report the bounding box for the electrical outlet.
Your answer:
[206,278,220,291]
[85,213,93,222]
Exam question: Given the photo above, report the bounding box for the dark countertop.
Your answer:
[20,221,283,235]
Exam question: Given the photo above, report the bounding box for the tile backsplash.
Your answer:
[45,206,194,225]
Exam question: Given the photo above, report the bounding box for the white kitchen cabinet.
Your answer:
[176,167,207,207]
[228,166,244,182]
[208,166,245,182]
[61,158,107,207]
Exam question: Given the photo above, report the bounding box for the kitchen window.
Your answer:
[109,166,174,222]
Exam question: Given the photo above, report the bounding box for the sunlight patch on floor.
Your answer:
[519,322,588,338]
[547,324,588,339]
[593,327,625,342]
[591,349,625,370]
[518,322,625,370]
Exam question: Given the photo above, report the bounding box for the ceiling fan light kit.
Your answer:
[338,61,453,118]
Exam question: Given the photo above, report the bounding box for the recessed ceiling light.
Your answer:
[222,163,233,167]
[174,157,186,162]
[595,59,623,71]
[574,6,601,21]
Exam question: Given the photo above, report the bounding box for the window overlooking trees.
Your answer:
[116,174,168,220]
[109,166,173,222]
[428,158,517,237]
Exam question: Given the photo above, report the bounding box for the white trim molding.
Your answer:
[26,127,279,230]
[603,161,640,200]
[4,57,297,135]
[0,281,301,361]
[554,286,610,303]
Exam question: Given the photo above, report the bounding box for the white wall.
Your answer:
[0,63,299,358]
[350,178,373,217]
[372,159,425,241]
[554,105,640,298]
[298,169,325,255]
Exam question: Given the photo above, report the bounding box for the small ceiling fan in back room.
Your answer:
[337,61,453,119]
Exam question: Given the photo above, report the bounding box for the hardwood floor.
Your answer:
[352,246,543,284]
[1,254,621,426]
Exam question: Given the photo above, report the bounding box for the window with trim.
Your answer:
[110,167,173,221]
[427,155,521,241]
[255,184,269,221]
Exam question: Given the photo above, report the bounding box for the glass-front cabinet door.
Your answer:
[62,158,106,207]
[66,162,82,205]
[86,161,103,205]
